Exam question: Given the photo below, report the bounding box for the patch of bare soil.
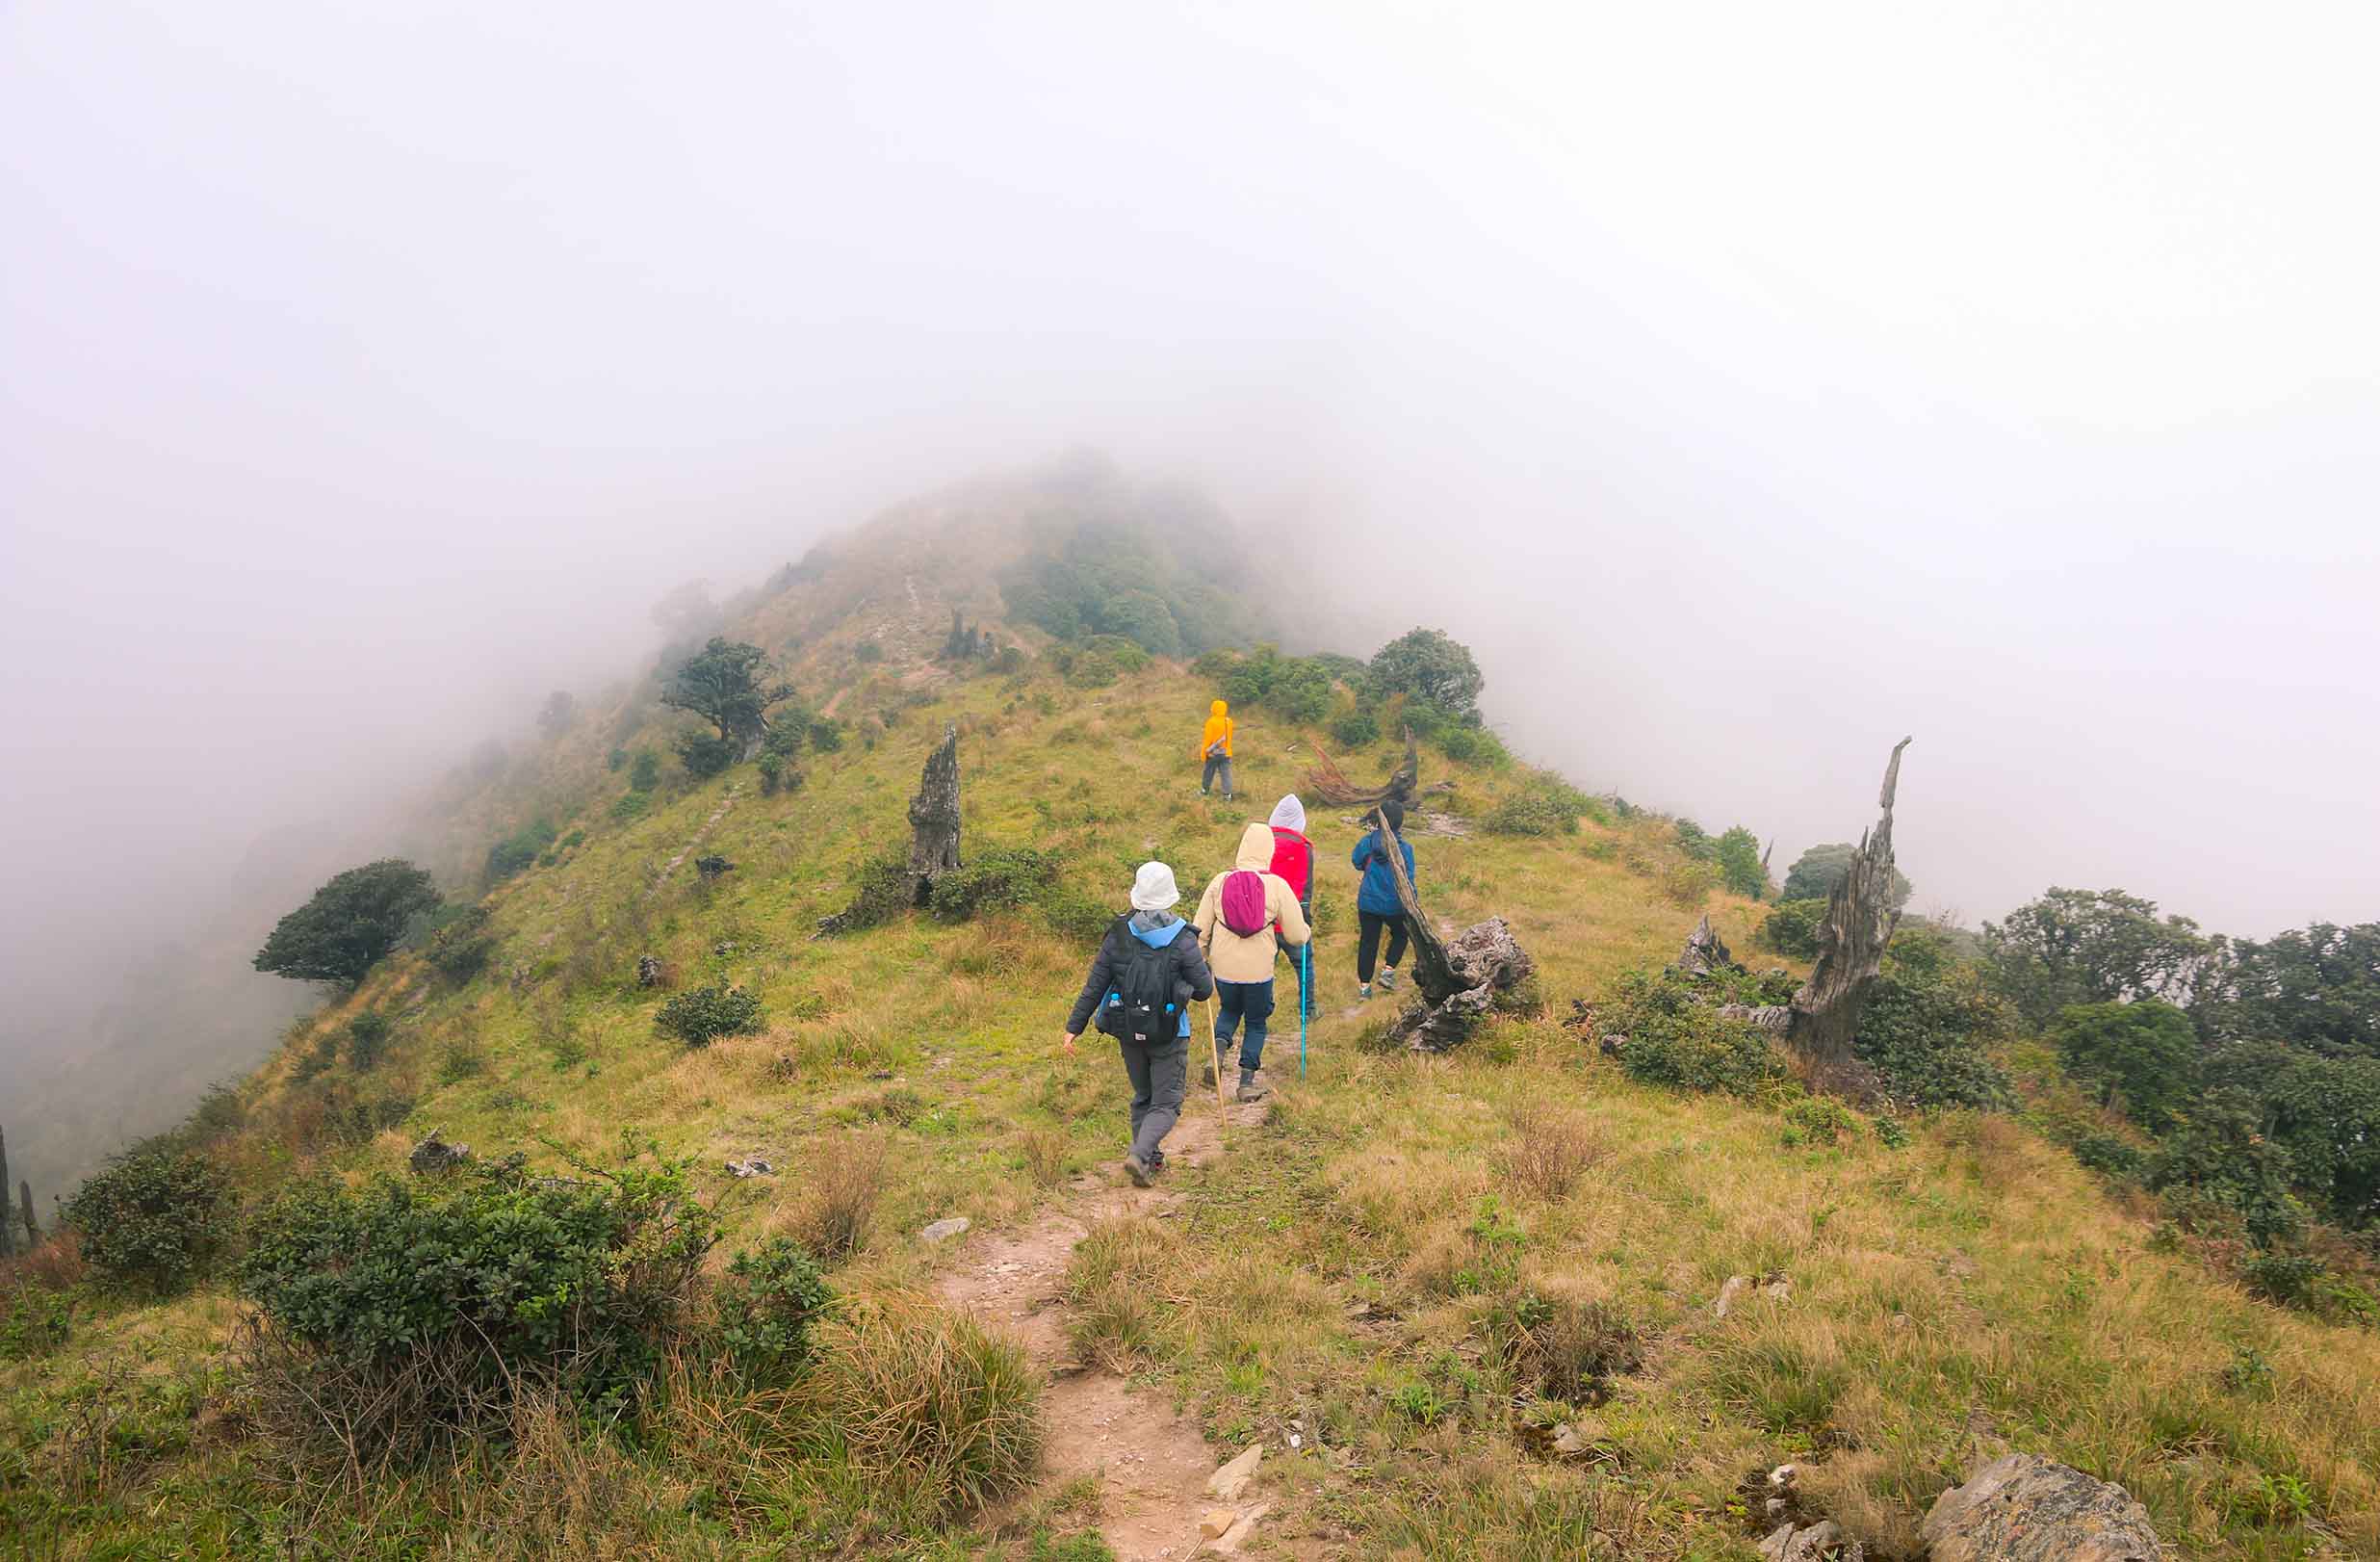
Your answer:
[937,1089,1281,1560]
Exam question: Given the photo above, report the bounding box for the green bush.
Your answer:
[809,718,845,753]
[1331,708,1382,749]
[628,748,662,791]
[1781,1096,1863,1148]
[763,718,808,760]
[758,752,805,796]
[1602,970,1784,1098]
[675,730,738,779]
[715,1237,832,1385]
[483,818,558,884]
[0,1287,73,1362]
[610,791,652,823]
[2053,999,2199,1132]
[62,1149,227,1294]
[422,904,497,984]
[2144,1088,2308,1248]
[1851,964,2017,1111]
[655,984,764,1046]
[1436,724,1511,768]
[1759,899,1828,958]
[854,640,884,664]
[1486,778,1595,837]
[2069,1132,2147,1180]
[607,746,629,772]
[239,1146,718,1461]
[928,847,1059,923]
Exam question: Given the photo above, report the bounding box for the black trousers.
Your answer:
[1357,910,1410,983]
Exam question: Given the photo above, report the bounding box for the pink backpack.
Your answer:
[1219,870,1270,938]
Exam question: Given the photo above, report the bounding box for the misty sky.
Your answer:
[7,0,2378,1063]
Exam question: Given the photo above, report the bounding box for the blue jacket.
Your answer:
[1351,829,1416,916]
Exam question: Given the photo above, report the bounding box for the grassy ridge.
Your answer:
[7,638,2377,1556]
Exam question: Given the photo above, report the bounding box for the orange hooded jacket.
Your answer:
[1197,700,1234,760]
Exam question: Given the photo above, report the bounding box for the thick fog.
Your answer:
[7,5,2376,1165]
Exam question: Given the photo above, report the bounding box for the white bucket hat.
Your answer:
[1129,861,1180,911]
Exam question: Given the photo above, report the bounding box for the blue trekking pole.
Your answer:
[1299,938,1309,1079]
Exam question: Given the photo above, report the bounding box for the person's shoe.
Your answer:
[1149,1148,1166,1172]
[1379,967,1399,992]
[1236,1068,1269,1103]
[1202,1043,1229,1087]
[1123,1154,1154,1187]
[1358,982,1372,1000]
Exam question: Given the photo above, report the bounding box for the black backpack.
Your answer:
[1099,918,1180,1043]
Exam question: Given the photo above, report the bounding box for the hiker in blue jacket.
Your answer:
[1061,862,1214,1186]
[1351,800,1417,1000]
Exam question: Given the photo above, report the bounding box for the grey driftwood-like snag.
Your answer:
[18,1180,35,1246]
[818,724,963,935]
[1785,738,1913,1071]
[1672,914,1735,978]
[1367,805,1537,1052]
[0,1123,12,1258]
[1305,731,1426,809]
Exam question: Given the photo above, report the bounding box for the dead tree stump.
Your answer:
[1672,914,1738,978]
[1364,805,1536,1051]
[820,724,963,934]
[1786,738,1912,1077]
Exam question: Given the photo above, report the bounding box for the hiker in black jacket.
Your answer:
[1061,861,1215,1186]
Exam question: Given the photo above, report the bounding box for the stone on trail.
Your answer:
[1758,1519,1853,1561]
[1210,1502,1272,1556]
[409,1130,471,1175]
[1921,1453,2166,1562]
[1206,1444,1263,1501]
[1713,1274,1753,1317]
[1201,1509,1235,1539]
[919,1216,971,1244]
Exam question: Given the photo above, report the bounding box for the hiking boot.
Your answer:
[1378,967,1399,992]
[1358,982,1372,1001]
[1123,1154,1154,1188]
[1149,1148,1166,1172]
[1202,1043,1229,1087]
[1236,1068,1268,1103]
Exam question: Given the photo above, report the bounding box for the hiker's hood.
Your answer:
[1267,794,1306,834]
[1234,821,1275,871]
[1128,910,1187,946]
[1210,699,1229,718]
[1129,860,1180,911]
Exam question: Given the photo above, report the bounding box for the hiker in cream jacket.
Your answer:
[1192,821,1311,1100]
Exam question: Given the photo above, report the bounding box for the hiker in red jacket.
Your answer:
[1266,794,1315,1028]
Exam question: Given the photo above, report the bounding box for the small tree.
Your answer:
[1369,628,1485,723]
[675,731,738,779]
[1713,826,1768,899]
[2053,999,2200,1132]
[1782,843,1911,908]
[255,860,442,987]
[1983,888,2213,1029]
[661,638,795,759]
[628,748,661,791]
[64,1148,226,1293]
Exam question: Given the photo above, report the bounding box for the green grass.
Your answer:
[8,571,2379,1559]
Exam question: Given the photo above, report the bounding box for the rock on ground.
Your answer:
[1921,1453,2166,1562]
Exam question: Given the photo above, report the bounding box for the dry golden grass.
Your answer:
[773,1131,889,1263]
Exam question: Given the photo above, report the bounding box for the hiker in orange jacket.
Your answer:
[1193,822,1310,1101]
[1197,699,1235,800]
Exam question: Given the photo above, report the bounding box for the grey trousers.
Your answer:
[1201,755,1234,796]
[1121,1034,1188,1162]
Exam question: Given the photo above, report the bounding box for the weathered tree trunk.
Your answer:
[1787,738,1912,1074]
[1673,914,1737,978]
[1305,732,1425,809]
[17,1180,34,1246]
[819,724,963,935]
[906,723,963,893]
[0,1124,13,1258]
[1368,806,1537,1051]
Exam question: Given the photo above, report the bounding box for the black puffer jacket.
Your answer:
[1065,912,1214,1040]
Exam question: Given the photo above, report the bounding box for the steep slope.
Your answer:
[6,485,2377,1560]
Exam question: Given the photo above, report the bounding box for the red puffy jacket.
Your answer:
[1268,827,1312,907]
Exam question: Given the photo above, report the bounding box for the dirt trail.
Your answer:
[938,1085,1276,1560]
[645,786,738,897]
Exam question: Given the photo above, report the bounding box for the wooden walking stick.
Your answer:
[1207,996,1230,1124]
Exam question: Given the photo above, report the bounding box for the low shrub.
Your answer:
[809,718,845,754]
[0,1285,74,1361]
[1601,969,1784,1098]
[655,984,764,1047]
[675,731,738,779]
[1437,724,1512,768]
[853,640,884,664]
[239,1145,717,1464]
[2069,1132,2147,1181]
[61,1149,227,1294]
[348,1010,392,1071]
[1330,708,1382,749]
[1486,779,1595,837]
[928,847,1058,923]
[1492,1289,1642,1405]
[1850,966,2017,1111]
[484,819,559,883]
[758,753,805,795]
[609,791,652,823]
[628,749,662,790]
[715,1237,832,1386]
[801,1289,1043,1522]
[784,1133,888,1263]
[1496,1104,1605,1201]
[421,904,497,984]
[1781,1096,1863,1148]
[1759,898,1828,958]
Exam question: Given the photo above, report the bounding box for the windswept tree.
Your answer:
[2193,922,2380,1059]
[1782,842,1911,909]
[1981,887,2214,1028]
[660,638,794,759]
[254,859,442,987]
[1368,628,1485,724]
